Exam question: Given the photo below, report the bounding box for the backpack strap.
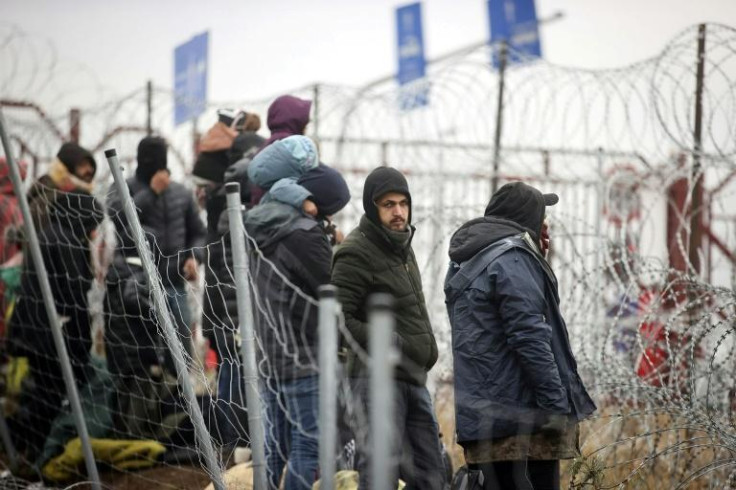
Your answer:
[444,236,520,304]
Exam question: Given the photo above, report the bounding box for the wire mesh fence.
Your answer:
[0,20,735,489]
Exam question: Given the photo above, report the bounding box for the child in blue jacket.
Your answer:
[247,135,320,215]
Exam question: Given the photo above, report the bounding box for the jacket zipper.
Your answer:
[404,259,436,338]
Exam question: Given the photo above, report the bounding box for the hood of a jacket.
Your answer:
[243,201,313,250]
[0,158,27,195]
[448,217,528,263]
[362,166,412,227]
[136,136,168,184]
[484,181,558,242]
[298,163,350,217]
[57,142,97,177]
[46,159,94,194]
[265,95,312,146]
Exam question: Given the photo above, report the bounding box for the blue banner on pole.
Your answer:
[396,2,429,110]
[174,31,208,126]
[488,0,541,68]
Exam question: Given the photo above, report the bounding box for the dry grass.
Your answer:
[433,382,736,488]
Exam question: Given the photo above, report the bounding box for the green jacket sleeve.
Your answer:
[331,246,372,350]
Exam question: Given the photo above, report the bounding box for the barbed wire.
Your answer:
[1,20,736,489]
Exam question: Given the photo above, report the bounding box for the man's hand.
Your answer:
[150,169,170,195]
[183,257,199,282]
[302,199,318,216]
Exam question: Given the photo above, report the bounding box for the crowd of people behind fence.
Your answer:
[0,93,595,490]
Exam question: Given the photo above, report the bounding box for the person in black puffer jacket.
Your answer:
[107,136,206,374]
[331,167,445,490]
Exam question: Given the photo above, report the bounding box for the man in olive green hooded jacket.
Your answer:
[331,166,444,490]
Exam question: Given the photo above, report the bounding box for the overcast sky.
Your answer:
[4,0,736,105]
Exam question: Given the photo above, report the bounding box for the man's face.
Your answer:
[74,160,95,183]
[376,191,409,231]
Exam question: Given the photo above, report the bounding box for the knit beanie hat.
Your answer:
[136,136,168,184]
[362,167,412,225]
[57,142,97,175]
[298,164,351,217]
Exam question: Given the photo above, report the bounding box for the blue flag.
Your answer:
[174,31,209,126]
[396,2,429,110]
[488,0,542,68]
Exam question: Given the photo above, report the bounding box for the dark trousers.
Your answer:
[353,378,446,490]
[468,460,560,490]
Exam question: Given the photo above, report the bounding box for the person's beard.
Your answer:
[389,217,406,230]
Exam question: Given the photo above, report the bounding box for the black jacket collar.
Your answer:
[358,215,414,260]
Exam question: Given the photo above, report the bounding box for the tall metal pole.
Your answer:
[369,294,396,490]
[0,109,101,489]
[225,182,267,489]
[146,80,153,137]
[491,40,508,193]
[689,24,707,276]
[318,285,339,490]
[105,149,225,490]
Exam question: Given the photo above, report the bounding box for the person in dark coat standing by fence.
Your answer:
[244,163,350,489]
[107,136,206,373]
[444,182,596,490]
[331,166,445,490]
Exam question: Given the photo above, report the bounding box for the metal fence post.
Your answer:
[491,39,508,193]
[689,23,707,277]
[318,285,339,490]
[369,293,396,490]
[104,149,225,490]
[0,109,101,488]
[225,182,267,489]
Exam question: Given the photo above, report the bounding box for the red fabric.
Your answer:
[0,158,25,263]
[635,318,703,390]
